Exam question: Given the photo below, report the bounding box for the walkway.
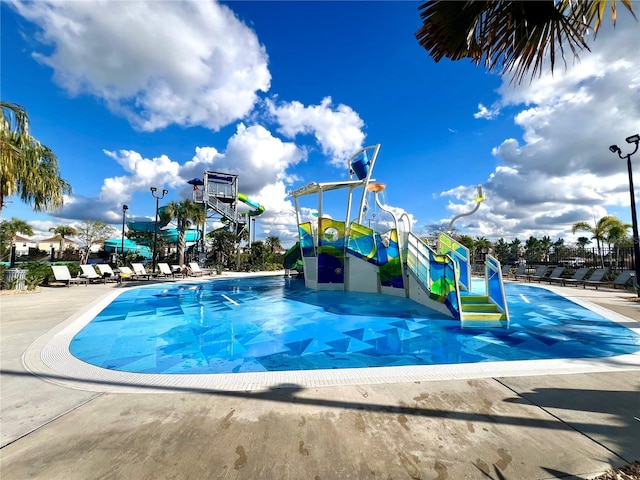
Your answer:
[1,274,638,479]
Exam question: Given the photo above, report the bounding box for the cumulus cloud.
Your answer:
[474,103,499,120]
[10,0,270,131]
[441,18,640,244]
[266,97,366,167]
[55,124,306,241]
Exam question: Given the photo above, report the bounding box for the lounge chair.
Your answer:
[51,265,88,287]
[501,264,512,277]
[559,267,591,287]
[544,266,566,284]
[158,262,183,278]
[80,264,103,284]
[609,270,636,290]
[579,269,635,290]
[510,264,528,280]
[96,264,119,283]
[578,268,609,289]
[520,266,548,282]
[119,266,151,280]
[189,262,211,276]
[132,263,157,278]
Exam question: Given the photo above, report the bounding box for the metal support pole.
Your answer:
[626,155,640,295]
[121,204,128,265]
[610,135,640,296]
[150,187,168,274]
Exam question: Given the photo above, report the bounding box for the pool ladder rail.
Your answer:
[459,293,508,328]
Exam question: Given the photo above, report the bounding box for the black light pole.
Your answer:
[120,204,128,265]
[150,187,168,273]
[609,133,640,296]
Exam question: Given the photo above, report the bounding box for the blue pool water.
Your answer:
[70,277,640,374]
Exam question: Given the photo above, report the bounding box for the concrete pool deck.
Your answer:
[1,272,639,479]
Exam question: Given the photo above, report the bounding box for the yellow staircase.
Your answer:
[460,294,506,327]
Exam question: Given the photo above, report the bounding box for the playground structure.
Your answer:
[288,144,510,327]
[104,172,264,261]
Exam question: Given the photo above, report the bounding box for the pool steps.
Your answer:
[459,294,506,325]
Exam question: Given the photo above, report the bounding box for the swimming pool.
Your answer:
[69,276,640,375]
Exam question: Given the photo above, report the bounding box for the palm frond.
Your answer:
[415,0,636,84]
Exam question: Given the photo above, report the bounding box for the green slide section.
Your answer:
[283,242,303,271]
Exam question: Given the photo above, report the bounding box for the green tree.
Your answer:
[49,225,77,259]
[415,0,637,84]
[539,235,553,262]
[0,217,33,258]
[473,236,492,263]
[207,229,238,269]
[572,215,620,267]
[493,238,510,264]
[509,238,522,261]
[525,236,542,262]
[265,235,282,254]
[1,102,72,215]
[160,199,206,267]
[76,220,116,264]
[248,241,269,271]
[604,218,630,269]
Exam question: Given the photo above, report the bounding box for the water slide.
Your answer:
[238,193,265,217]
[283,242,303,272]
[104,206,201,256]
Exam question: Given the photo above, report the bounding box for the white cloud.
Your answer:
[265,97,365,167]
[55,123,306,240]
[473,103,499,120]
[442,19,640,243]
[11,0,270,131]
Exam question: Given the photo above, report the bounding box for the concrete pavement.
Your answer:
[1,275,639,479]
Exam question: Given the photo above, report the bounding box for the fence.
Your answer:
[510,247,636,271]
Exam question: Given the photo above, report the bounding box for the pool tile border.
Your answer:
[23,281,640,393]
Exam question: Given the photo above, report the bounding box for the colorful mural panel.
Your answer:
[299,222,315,258]
[318,218,345,284]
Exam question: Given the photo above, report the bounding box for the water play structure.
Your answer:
[104,173,264,258]
[289,144,510,327]
[191,172,265,244]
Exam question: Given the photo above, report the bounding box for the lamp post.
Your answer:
[120,204,128,265]
[150,187,168,273]
[609,133,640,296]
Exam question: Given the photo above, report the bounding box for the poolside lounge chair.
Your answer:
[119,266,151,281]
[51,265,88,287]
[80,264,103,284]
[510,264,528,280]
[559,267,591,287]
[188,262,211,276]
[608,270,636,290]
[96,264,120,283]
[501,264,512,277]
[132,263,157,278]
[158,262,183,278]
[544,266,566,284]
[578,268,609,289]
[520,265,548,282]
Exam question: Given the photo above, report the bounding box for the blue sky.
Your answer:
[2,0,639,248]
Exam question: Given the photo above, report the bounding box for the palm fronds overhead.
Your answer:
[415,0,636,84]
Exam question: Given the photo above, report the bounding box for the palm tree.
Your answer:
[572,215,620,267]
[160,199,206,267]
[49,225,77,259]
[1,102,72,216]
[0,217,33,259]
[604,219,630,269]
[473,236,492,263]
[265,235,282,254]
[415,1,636,84]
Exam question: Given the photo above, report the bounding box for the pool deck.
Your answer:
[1,272,639,479]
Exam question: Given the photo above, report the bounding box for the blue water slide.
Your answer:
[103,238,152,258]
